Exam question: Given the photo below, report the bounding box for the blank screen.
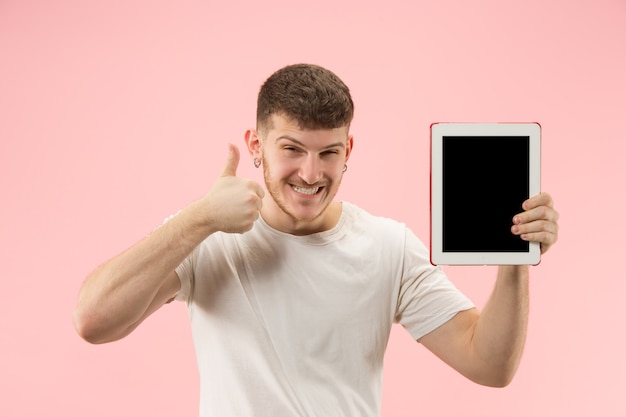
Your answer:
[442,136,529,252]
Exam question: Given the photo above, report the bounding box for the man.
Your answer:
[74,63,559,416]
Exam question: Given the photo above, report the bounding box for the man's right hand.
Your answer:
[74,143,266,344]
[200,143,265,234]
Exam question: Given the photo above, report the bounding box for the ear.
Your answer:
[344,134,354,163]
[244,129,262,159]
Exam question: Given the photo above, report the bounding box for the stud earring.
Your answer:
[253,158,261,168]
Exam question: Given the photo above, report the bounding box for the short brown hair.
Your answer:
[256,64,354,134]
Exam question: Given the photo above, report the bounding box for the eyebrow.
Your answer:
[275,135,346,150]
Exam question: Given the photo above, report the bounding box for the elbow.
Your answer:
[480,372,515,388]
[73,307,100,344]
[471,363,519,388]
[73,306,115,345]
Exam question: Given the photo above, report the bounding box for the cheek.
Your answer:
[327,161,345,177]
[263,157,294,180]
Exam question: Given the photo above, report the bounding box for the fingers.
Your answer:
[512,218,558,240]
[522,192,554,211]
[255,185,265,204]
[219,144,264,201]
[512,192,559,254]
[514,193,559,226]
[221,143,240,177]
[203,143,266,234]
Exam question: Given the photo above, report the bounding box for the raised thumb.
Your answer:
[221,143,240,177]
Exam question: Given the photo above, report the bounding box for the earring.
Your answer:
[343,164,348,173]
[253,158,261,168]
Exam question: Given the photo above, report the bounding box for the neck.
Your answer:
[260,200,343,236]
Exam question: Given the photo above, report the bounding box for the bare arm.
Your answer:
[73,204,212,344]
[419,266,529,387]
[419,193,559,387]
[73,144,264,344]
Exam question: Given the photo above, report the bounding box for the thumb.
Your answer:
[221,143,240,177]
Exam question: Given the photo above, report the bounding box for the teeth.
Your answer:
[292,185,319,195]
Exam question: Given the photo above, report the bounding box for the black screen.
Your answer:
[442,136,529,252]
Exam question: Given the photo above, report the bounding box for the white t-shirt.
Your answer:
[175,202,474,417]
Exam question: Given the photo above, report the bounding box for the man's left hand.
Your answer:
[511,192,559,254]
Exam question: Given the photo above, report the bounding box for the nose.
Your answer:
[299,154,323,185]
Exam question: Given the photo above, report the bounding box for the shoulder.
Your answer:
[342,202,432,257]
[340,202,419,256]
[342,202,409,236]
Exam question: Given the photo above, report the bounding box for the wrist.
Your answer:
[498,264,530,280]
[183,199,220,236]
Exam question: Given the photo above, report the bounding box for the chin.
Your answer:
[284,196,332,223]
[286,206,325,223]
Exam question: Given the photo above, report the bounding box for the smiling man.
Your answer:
[73,64,559,416]
[249,113,352,235]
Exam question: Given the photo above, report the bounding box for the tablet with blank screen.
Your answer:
[430,123,541,265]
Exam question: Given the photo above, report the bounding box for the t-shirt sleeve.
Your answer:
[394,227,475,341]
[174,244,198,303]
[157,210,196,303]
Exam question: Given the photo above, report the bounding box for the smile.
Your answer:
[291,185,320,195]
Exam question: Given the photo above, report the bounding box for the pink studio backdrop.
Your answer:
[1,0,624,416]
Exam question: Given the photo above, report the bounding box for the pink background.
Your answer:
[1,0,625,415]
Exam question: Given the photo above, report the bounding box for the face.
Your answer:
[246,114,353,235]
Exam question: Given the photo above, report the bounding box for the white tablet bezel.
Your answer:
[430,123,541,266]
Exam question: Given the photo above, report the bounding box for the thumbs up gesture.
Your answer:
[200,144,265,234]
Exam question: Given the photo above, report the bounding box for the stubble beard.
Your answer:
[261,155,338,225]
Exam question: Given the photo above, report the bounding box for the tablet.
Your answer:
[430,123,541,265]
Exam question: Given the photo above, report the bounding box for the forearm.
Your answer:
[73,200,215,342]
[471,265,530,385]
